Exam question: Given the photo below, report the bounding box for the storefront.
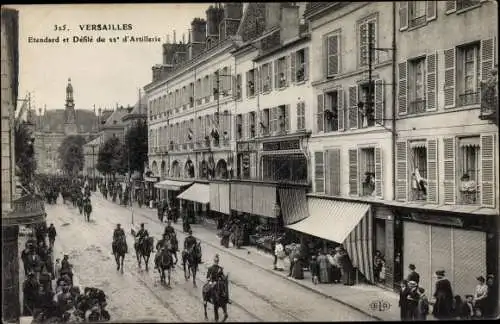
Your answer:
[230,181,282,252]
[177,181,210,224]
[392,206,498,298]
[286,195,375,283]
[210,181,231,227]
[260,137,308,183]
[154,179,193,215]
[144,176,160,208]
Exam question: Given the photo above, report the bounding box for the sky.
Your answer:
[8,3,211,113]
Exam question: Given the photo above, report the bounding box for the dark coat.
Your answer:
[406,271,420,284]
[48,226,57,239]
[206,264,224,282]
[432,278,454,319]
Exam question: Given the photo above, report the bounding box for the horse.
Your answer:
[156,247,173,286]
[203,273,230,322]
[112,236,127,272]
[77,196,84,215]
[182,241,201,287]
[133,234,154,271]
[83,200,92,222]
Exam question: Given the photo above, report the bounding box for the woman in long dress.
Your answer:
[338,248,355,285]
[274,240,286,271]
[317,252,331,283]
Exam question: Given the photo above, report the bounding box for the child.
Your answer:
[309,255,319,285]
[417,287,429,320]
[460,295,474,320]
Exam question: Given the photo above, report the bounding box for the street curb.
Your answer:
[98,195,384,321]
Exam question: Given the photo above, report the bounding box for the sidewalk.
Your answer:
[127,201,403,321]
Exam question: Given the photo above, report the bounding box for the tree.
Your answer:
[97,136,126,179]
[15,120,36,186]
[58,135,85,176]
[123,119,148,175]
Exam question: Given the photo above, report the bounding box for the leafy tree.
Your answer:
[97,136,126,179]
[123,120,148,175]
[15,120,37,186]
[58,135,85,176]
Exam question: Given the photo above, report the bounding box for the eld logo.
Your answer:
[369,300,391,312]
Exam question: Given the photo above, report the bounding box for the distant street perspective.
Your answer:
[2,2,499,324]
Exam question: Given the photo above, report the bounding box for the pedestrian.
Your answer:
[310,255,319,285]
[473,275,489,318]
[460,295,474,320]
[48,223,57,249]
[417,287,429,320]
[405,280,420,320]
[23,272,40,316]
[272,237,278,270]
[406,264,420,284]
[432,269,454,320]
[274,238,285,271]
[398,280,409,321]
[485,274,496,319]
[373,250,384,282]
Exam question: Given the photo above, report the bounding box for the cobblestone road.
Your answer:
[46,195,374,322]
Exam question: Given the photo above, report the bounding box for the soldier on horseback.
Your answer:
[112,224,127,253]
[204,254,231,304]
[184,229,197,254]
[164,220,175,238]
[154,233,169,270]
[135,223,149,246]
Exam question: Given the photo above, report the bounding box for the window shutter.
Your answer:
[232,75,237,99]
[304,47,310,81]
[398,61,408,115]
[480,134,496,208]
[314,151,325,193]
[296,102,301,131]
[426,139,438,203]
[426,1,437,21]
[396,140,408,201]
[426,52,438,111]
[245,71,250,97]
[269,107,275,134]
[348,85,358,129]
[327,34,339,77]
[274,60,279,90]
[326,149,341,196]
[443,137,456,204]
[247,112,253,139]
[316,94,324,133]
[228,66,232,93]
[375,147,383,198]
[480,38,495,82]
[324,92,332,132]
[445,1,456,14]
[258,111,263,136]
[444,48,456,109]
[256,68,261,94]
[348,149,358,195]
[399,2,408,31]
[285,105,290,132]
[233,115,238,140]
[242,113,248,139]
[337,89,345,131]
[291,51,296,83]
[374,79,384,122]
[286,55,291,87]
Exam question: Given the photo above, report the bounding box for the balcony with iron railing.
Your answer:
[408,99,427,115]
[409,15,426,28]
[458,91,480,106]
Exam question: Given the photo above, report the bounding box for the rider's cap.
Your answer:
[117,224,121,226]
[141,223,144,227]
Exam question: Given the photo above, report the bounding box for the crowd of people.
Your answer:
[21,220,111,323]
[398,264,497,320]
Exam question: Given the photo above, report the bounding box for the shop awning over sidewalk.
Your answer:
[210,183,230,214]
[231,182,277,217]
[154,179,192,191]
[287,197,375,283]
[278,187,308,225]
[177,183,210,204]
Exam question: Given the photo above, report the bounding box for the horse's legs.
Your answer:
[203,301,208,320]
[167,268,171,287]
[214,305,219,322]
[114,254,119,271]
[192,266,197,287]
[136,251,141,267]
[222,304,228,322]
[121,256,124,273]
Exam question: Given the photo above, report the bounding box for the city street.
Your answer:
[46,194,375,322]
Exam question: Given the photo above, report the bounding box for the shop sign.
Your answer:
[237,142,256,152]
[263,139,300,151]
[406,212,464,227]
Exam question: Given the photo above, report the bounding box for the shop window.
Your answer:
[262,154,307,183]
[409,143,428,201]
[360,148,376,196]
[246,69,256,97]
[457,42,481,106]
[408,57,427,114]
[458,137,480,204]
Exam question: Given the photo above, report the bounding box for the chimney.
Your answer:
[265,3,281,31]
[280,5,299,44]
[219,3,243,41]
[166,34,170,44]
[189,17,206,59]
[206,5,224,48]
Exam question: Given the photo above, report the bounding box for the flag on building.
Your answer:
[187,128,193,141]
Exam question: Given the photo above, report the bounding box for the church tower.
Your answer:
[64,78,77,135]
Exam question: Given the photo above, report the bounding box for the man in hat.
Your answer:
[406,264,420,285]
[432,269,454,319]
[48,223,57,249]
[154,233,169,270]
[484,274,497,319]
[204,254,231,303]
[405,281,420,320]
[164,220,175,238]
[135,223,149,245]
[23,272,40,316]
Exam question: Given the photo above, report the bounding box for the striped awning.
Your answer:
[177,183,209,204]
[210,183,230,214]
[410,141,427,149]
[154,179,192,191]
[278,188,308,225]
[286,197,375,283]
[459,137,480,148]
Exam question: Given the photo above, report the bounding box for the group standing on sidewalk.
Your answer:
[398,264,497,321]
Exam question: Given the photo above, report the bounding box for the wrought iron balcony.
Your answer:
[459,91,480,106]
[409,15,426,28]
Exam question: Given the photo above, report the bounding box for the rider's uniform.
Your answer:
[206,264,223,283]
[113,228,125,242]
[136,229,149,243]
[184,235,197,251]
[164,225,175,237]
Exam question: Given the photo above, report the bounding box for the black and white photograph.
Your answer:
[1,2,498,323]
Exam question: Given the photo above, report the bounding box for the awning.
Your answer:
[279,188,308,225]
[286,197,375,283]
[230,182,277,217]
[144,176,159,182]
[177,183,210,204]
[410,141,427,149]
[210,183,230,214]
[154,179,192,191]
[459,137,480,148]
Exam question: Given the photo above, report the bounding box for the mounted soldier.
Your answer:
[164,220,175,238]
[154,233,170,270]
[112,224,127,253]
[135,223,149,246]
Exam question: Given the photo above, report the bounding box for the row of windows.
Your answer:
[398,37,495,116]
[312,133,496,208]
[148,47,310,120]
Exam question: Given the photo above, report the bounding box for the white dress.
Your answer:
[275,243,285,270]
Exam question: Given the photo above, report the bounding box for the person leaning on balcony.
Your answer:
[411,168,427,197]
[460,173,477,193]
